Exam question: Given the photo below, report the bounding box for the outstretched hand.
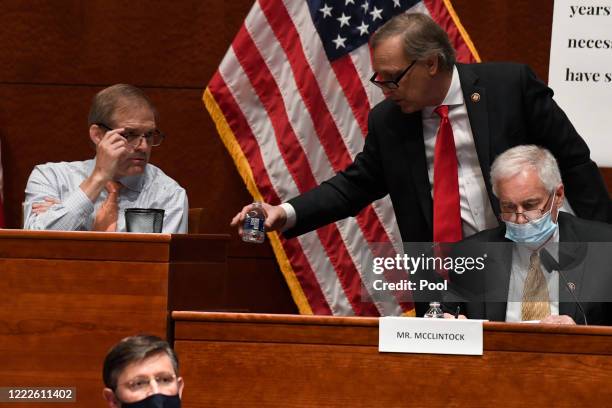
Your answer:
[230,202,288,236]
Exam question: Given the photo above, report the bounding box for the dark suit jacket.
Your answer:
[445,212,612,325]
[285,63,612,241]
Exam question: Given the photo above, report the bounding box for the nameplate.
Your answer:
[379,317,484,355]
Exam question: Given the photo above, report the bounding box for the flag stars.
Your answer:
[319,3,333,18]
[345,0,355,5]
[361,1,369,12]
[357,21,369,36]
[370,6,383,21]
[337,12,351,27]
[392,0,401,8]
[332,34,347,49]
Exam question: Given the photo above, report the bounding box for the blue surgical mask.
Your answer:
[120,394,181,408]
[504,194,558,243]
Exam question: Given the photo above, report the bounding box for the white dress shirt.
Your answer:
[282,66,499,236]
[24,159,188,233]
[421,66,498,238]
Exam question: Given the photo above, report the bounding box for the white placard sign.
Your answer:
[549,1,612,166]
[379,317,483,355]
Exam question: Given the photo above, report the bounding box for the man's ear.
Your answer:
[102,388,120,408]
[552,183,565,223]
[555,183,565,206]
[425,54,439,76]
[177,376,185,398]
[89,124,104,145]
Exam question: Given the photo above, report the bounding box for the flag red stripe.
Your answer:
[280,236,334,314]
[208,72,277,203]
[424,0,476,63]
[233,26,318,192]
[330,54,370,137]
[259,0,353,171]
[315,224,379,316]
[207,73,333,314]
[231,27,379,316]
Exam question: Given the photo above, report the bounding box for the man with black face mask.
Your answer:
[103,335,183,408]
[443,145,612,326]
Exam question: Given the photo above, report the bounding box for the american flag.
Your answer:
[204,0,479,316]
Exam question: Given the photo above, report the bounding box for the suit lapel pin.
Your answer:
[470,92,481,103]
[567,282,576,291]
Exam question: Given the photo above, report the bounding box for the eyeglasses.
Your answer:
[500,193,555,223]
[97,123,165,147]
[370,59,418,90]
[121,373,177,393]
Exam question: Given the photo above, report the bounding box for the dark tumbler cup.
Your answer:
[124,208,165,233]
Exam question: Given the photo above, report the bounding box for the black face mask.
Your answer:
[120,393,181,408]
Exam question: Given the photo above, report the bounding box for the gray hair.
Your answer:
[370,13,456,72]
[491,145,562,196]
[88,84,157,127]
[102,334,179,390]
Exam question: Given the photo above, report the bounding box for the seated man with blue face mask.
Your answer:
[443,145,612,325]
[103,335,183,408]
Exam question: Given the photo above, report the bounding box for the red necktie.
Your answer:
[433,105,462,243]
[93,181,122,232]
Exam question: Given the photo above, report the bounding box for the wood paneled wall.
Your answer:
[0,0,255,233]
[0,0,569,233]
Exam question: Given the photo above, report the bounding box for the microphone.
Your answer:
[557,267,588,325]
[540,248,588,325]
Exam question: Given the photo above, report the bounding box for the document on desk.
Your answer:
[379,317,484,355]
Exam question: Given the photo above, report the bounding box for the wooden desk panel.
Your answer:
[0,230,229,408]
[0,230,172,261]
[173,312,612,407]
[1,262,167,407]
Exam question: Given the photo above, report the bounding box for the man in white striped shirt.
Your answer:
[24,84,188,233]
